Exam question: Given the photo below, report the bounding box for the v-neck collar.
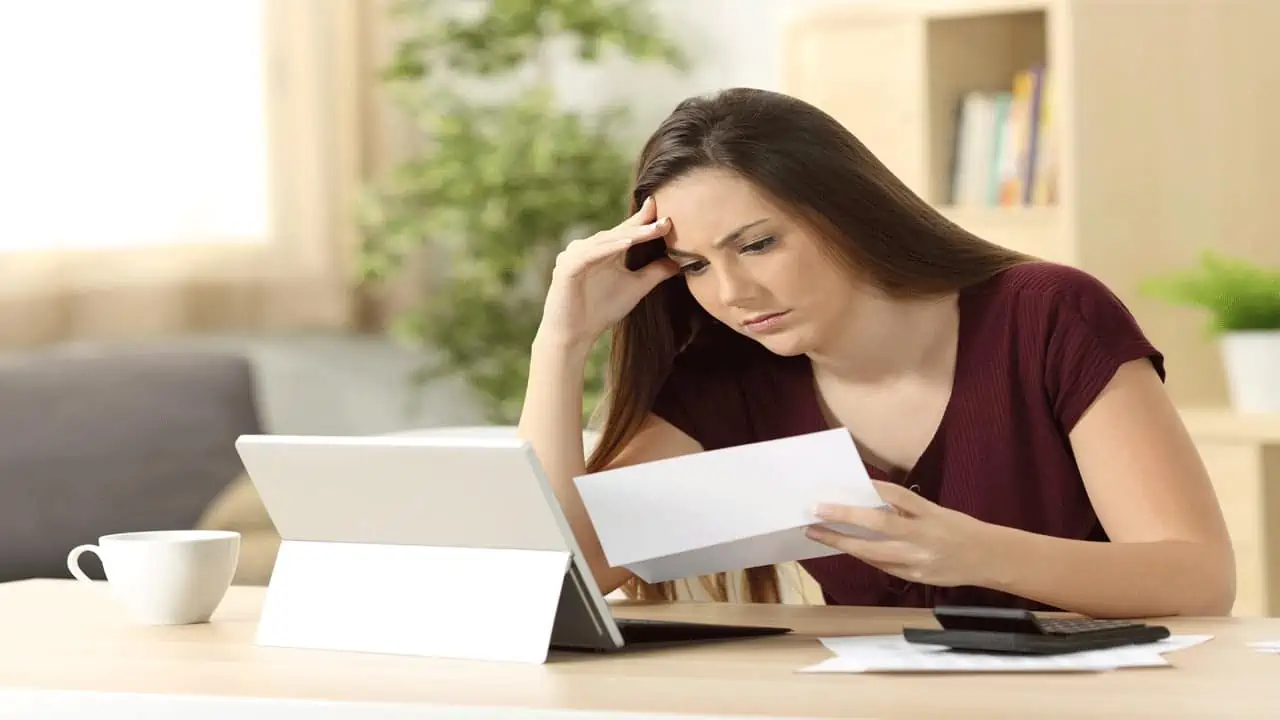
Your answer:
[797,286,973,492]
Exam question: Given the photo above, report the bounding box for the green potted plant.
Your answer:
[356,0,685,425]
[1142,252,1280,413]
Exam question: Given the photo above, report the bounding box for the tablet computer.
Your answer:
[234,432,790,653]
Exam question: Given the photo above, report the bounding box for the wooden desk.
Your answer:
[2,579,1278,719]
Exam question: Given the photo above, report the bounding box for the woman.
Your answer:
[517,87,1235,618]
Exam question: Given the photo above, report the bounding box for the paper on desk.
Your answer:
[797,634,1213,674]
[573,429,886,583]
[1246,641,1280,654]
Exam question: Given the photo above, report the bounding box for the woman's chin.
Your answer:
[748,330,813,357]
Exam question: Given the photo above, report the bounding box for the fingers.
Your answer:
[552,206,671,282]
[806,526,934,584]
[813,503,905,537]
[805,528,913,565]
[606,214,669,246]
[635,256,681,289]
[569,217,670,267]
[618,195,658,228]
[871,480,933,517]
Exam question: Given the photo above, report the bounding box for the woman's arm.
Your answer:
[517,333,702,596]
[978,358,1236,617]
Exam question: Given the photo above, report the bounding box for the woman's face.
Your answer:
[652,168,859,357]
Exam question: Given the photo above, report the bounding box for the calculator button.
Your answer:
[1038,618,1141,635]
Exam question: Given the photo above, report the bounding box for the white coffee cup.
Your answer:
[67,530,241,625]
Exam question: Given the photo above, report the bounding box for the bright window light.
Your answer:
[0,1,270,253]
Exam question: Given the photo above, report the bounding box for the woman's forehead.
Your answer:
[654,170,781,251]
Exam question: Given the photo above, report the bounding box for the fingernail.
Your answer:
[654,217,669,227]
[641,196,652,208]
[813,504,836,519]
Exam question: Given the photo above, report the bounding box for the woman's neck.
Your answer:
[806,290,960,385]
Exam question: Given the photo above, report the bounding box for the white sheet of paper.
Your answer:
[800,650,1124,673]
[1247,641,1280,654]
[573,428,885,583]
[798,634,1213,674]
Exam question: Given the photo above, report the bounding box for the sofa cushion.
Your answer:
[0,348,263,582]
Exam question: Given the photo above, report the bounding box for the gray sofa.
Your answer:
[0,348,263,583]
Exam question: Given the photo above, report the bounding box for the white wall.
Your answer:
[557,0,849,137]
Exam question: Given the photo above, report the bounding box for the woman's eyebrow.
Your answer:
[667,218,770,257]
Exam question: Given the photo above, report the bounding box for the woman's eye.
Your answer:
[741,236,776,253]
[679,260,709,275]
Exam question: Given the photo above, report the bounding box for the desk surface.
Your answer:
[2,579,1279,719]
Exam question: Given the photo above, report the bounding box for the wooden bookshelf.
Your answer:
[782,0,1280,409]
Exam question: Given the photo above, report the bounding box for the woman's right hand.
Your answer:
[538,196,680,353]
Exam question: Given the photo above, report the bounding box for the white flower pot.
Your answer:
[1220,330,1280,414]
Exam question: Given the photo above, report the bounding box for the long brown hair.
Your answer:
[584,88,1031,604]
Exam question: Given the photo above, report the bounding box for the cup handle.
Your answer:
[66,544,101,583]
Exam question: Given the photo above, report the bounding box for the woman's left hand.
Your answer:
[805,480,997,588]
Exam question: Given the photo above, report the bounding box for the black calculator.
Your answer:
[903,605,1171,655]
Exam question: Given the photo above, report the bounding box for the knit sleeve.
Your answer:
[1040,266,1166,432]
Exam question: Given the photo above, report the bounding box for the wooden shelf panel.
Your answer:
[798,0,1054,21]
[937,205,1067,263]
[1181,408,1280,444]
[921,0,1053,18]
[782,12,929,195]
[1181,409,1280,617]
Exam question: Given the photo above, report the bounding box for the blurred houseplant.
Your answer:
[357,0,685,424]
[1142,252,1280,413]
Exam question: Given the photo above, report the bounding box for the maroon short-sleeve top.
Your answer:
[650,261,1164,610]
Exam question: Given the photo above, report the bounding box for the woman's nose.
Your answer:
[716,267,762,308]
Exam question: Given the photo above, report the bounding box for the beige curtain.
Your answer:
[0,0,409,349]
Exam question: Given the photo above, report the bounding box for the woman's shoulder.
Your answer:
[970,260,1123,310]
[965,260,1165,430]
[967,261,1155,345]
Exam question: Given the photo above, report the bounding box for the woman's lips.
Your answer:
[742,310,791,333]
